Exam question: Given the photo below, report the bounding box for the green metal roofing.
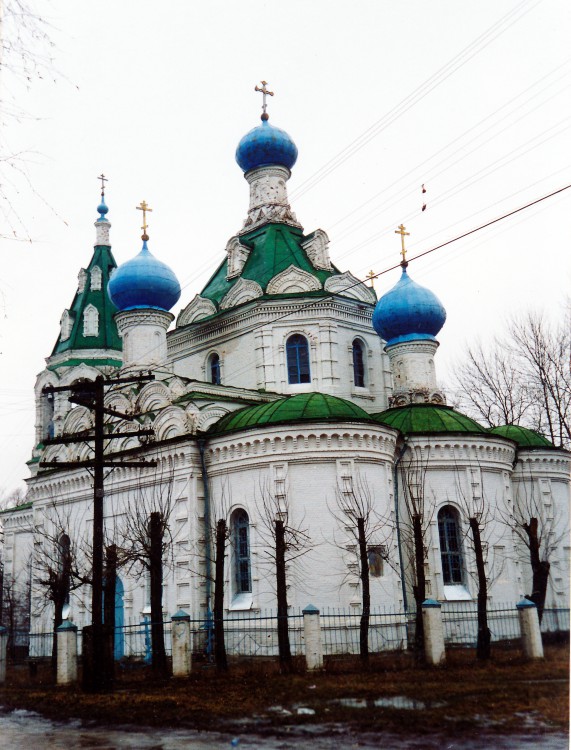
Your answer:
[371,403,487,435]
[488,424,555,448]
[209,392,374,434]
[51,245,122,358]
[200,224,339,307]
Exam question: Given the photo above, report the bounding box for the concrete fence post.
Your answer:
[56,621,78,685]
[0,626,7,684]
[422,599,446,666]
[171,610,192,677]
[517,599,544,659]
[303,604,323,670]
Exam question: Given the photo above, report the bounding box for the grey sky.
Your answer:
[1,0,569,493]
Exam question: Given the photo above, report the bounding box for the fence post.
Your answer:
[56,621,78,685]
[171,610,192,677]
[422,599,446,666]
[517,599,544,659]
[303,604,323,670]
[0,626,7,684]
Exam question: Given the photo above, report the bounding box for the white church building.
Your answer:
[2,94,569,649]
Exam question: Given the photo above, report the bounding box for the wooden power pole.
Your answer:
[41,373,157,691]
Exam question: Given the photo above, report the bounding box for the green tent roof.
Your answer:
[488,424,555,448]
[209,392,374,435]
[371,403,487,435]
[52,244,122,357]
[200,224,338,308]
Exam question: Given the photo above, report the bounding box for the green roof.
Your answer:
[209,392,374,435]
[371,404,487,435]
[200,224,339,308]
[488,424,555,448]
[51,245,122,358]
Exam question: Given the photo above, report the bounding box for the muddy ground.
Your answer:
[1,643,568,740]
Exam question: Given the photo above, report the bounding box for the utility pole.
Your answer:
[41,372,157,691]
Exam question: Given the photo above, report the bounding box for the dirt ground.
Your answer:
[0,643,568,738]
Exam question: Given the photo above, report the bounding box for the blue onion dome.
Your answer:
[108,240,181,312]
[97,196,109,221]
[236,117,298,173]
[372,267,446,346]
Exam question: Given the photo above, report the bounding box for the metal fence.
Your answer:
[319,607,408,655]
[442,602,521,647]
[8,604,570,664]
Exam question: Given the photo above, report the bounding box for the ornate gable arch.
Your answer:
[60,364,102,387]
[220,278,263,310]
[62,405,94,435]
[153,406,189,440]
[266,265,322,295]
[136,381,172,414]
[324,272,376,303]
[177,295,217,327]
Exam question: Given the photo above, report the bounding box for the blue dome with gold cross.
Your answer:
[236,82,297,173]
[108,202,180,312]
[108,240,181,312]
[236,118,298,173]
[372,267,446,347]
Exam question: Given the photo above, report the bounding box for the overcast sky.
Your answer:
[0,0,569,494]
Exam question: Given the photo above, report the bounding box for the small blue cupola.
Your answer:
[108,201,181,312]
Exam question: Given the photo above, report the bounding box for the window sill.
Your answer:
[442,585,472,601]
[229,593,254,611]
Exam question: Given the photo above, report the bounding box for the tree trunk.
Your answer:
[412,514,426,657]
[469,517,491,661]
[149,512,167,676]
[275,519,292,672]
[104,544,117,681]
[51,547,72,674]
[357,517,370,665]
[213,519,228,672]
[524,517,550,623]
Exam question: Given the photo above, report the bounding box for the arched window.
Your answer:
[209,353,221,385]
[232,509,252,594]
[438,506,464,585]
[352,339,365,387]
[286,334,311,384]
[44,391,55,440]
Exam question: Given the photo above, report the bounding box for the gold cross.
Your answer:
[98,173,108,194]
[137,200,153,239]
[366,270,376,288]
[255,80,274,115]
[395,224,410,264]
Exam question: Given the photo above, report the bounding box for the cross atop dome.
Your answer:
[137,200,152,241]
[255,80,274,121]
[395,224,410,268]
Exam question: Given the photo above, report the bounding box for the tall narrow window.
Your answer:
[438,506,464,585]
[286,334,311,384]
[232,509,252,594]
[352,339,365,387]
[209,353,221,385]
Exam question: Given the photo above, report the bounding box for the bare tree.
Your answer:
[399,447,435,658]
[256,481,312,673]
[331,472,392,664]
[505,472,567,622]
[32,502,91,670]
[118,464,178,677]
[452,309,570,448]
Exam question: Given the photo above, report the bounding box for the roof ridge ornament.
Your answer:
[395,224,410,269]
[137,200,152,242]
[255,80,274,121]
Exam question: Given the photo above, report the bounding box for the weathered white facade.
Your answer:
[2,108,569,650]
